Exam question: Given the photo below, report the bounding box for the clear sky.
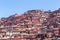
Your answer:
[0,0,60,18]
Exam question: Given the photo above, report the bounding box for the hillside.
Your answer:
[0,9,60,26]
[0,9,60,40]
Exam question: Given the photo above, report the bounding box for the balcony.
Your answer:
[12,32,20,35]
[0,26,5,29]
[57,16,60,17]
[1,30,6,32]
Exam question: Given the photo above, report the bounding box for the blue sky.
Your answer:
[0,0,60,18]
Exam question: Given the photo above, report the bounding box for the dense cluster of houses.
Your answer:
[0,9,60,40]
